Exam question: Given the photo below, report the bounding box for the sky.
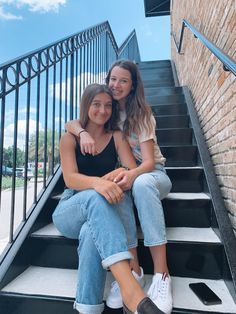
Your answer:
[0,0,170,64]
[0,0,170,149]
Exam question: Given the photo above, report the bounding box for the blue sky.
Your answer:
[0,0,170,64]
[0,0,170,149]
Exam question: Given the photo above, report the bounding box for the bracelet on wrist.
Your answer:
[122,166,130,171]
[78,129,86,136]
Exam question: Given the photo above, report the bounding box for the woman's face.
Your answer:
[108,66,133,108]
[88,92,113,126]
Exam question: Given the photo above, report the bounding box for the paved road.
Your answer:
[0,180,43,253]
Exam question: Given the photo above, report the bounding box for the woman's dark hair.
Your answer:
[80,83,119,131]
[106,60,152,136]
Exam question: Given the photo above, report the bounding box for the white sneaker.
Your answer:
[106,267,146,309]
[147,273,173,314]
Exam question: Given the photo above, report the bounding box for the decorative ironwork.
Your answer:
[0,21,140,262]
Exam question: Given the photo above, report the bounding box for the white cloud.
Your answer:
[16,0,67,13]
[52,72,107,102]
[4,119,43,149]
[4,107,37,126]
[0,0,66,20]
[0,6,22,19]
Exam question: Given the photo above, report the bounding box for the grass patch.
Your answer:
[1,176,24,190]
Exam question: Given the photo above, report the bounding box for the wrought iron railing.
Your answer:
[172,19,236,76]
[0,21,140,259]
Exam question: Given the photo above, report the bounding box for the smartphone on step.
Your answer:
[189,282,222,305]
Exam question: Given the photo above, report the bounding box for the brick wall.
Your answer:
[171,0,236,233]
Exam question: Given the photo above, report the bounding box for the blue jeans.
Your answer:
[130,164,172,246]
[52,189,135,314]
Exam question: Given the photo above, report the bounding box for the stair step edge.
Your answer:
[1,267,235,313]
[32,224,220,244]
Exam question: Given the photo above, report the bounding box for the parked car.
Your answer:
[2,166,13,176]
[15,168,24,178]
[15,167,34,180]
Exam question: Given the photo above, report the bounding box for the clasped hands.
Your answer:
[94,168,136,205]
[79,133,136,204]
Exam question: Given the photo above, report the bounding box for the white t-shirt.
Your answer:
[118,111,166,165]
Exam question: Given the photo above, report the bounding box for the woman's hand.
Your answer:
[113,169,138,191]
[80,131,97,155]
[102,167,126,182]
[93,178,124,204]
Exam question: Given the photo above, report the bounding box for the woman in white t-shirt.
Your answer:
[65,60,173,314]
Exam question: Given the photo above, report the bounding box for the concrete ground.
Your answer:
[0,179,43,254]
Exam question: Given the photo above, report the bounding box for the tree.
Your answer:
[3,146,25,167]
[28,130,60,177]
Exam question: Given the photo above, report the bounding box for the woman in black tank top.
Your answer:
[53,84,159,314]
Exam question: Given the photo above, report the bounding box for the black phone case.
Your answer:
[189,282,222,305]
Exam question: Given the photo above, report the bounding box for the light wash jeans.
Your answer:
[52,188,136,314]
[130,164,172,246]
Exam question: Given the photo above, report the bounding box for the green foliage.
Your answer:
[3,146,25,168]
[28,130,60,162]
[1,176,24,189]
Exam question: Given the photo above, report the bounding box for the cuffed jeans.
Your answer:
[130,164,172,246]
[52,188,136,314]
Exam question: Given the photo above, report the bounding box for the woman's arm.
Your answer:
[114,139,155,190]
[102,131,139,190]
[131,139,155,175]
[65,119,84,137]
[60,133,124,204]
[64,119,97,155]
[114,131,137,170]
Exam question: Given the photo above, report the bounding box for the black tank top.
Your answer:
[75,135,118,177]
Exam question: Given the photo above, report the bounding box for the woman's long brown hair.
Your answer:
[106,60,152,137]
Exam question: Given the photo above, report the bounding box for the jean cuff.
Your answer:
[73,301,104,314]
[144,239,167,246]
[128,240,138,249]
[102,251,133,269]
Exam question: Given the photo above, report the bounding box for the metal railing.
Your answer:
[172,19,236,76]
[0,21,140,259]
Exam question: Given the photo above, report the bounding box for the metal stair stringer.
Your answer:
[183,86,236,302]
[0,166,63,290]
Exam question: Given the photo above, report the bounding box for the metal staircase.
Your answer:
[0,60,236,314]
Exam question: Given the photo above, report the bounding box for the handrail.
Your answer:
[118,30,140,60]
[0,20,140,264]
[172,19,236,76]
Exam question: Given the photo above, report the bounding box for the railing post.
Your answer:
[178,21,186,54]
[70,37,75,120]
[0,68,6,209]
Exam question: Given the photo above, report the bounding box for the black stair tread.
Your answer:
[152,103,187,109]
[161,145,198,166]
[160,144,197,148]
[155,115,189,127]
[143,81,175,88]
[165,166,202,169]
[156,127,192,131]
[151,103,187,116]
[1,267,235,313]
[147,94,186,105]
[51,191,210,202]
[138,60,171,68]
[31,223,220,244]
[156,128,193,146]
[144,86,184,96]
